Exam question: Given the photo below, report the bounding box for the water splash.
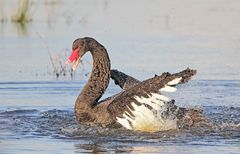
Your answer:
[1,106,239,140]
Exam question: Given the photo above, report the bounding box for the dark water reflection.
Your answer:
[13,22,29,36]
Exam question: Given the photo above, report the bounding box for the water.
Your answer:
[0,0,240,153]
[0,81,239,153]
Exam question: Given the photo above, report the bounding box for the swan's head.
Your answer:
[65,38,86,70]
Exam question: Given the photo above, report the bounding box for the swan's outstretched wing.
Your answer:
[110,69,140,90]
[107,68,197,131]
[110,69,191,91]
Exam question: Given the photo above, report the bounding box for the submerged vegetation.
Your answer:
[38,33,90,80]
[49,50,73,79]
[0,0,90,80]
[0,0,32,23]
[1,0,61,23]
[11,0,31,23]
[38,33,75,80]
[48,51,90,80]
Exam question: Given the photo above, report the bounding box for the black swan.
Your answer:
[65,37,207,132]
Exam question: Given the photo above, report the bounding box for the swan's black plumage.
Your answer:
[69,37,208,131]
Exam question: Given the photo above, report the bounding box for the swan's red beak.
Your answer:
[66,47,79,63]
[65,47,80,70]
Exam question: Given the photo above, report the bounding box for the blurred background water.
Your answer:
[0,0,239,153]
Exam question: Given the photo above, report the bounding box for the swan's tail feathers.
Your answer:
[110,69,140,90]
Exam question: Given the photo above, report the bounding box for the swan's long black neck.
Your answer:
[75,38,111,110]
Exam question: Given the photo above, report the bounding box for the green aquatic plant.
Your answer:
[11,0,31,23]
